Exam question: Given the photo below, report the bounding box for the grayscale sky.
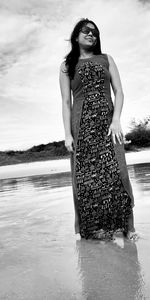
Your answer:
[0,0,150,150]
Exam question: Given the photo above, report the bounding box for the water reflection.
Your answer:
[0,172,72,195]
[132,163,150,192]
[0,163,150,195]
[31,172,72,190]
[0,178,18,193]
[76,238,144,300]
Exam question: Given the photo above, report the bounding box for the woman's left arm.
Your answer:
[107,54,124,144]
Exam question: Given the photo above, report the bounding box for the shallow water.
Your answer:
[0,163,150,299]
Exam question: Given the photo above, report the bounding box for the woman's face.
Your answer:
[76,22,98,49]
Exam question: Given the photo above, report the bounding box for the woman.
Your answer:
[59,18,138,240]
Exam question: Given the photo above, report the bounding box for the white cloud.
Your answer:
[0,0,150,150]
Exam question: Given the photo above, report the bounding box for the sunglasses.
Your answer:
[80,26,99,37]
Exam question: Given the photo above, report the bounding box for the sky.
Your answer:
[0,0,150,151]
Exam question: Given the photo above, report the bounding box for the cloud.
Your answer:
[0,95,62,151]
[0,12,43,75]
[0,0,150,150]
[66,0,150,124]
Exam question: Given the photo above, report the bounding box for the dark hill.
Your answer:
[0,140,70,166]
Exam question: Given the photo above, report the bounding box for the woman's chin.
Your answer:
[84,43,95,50]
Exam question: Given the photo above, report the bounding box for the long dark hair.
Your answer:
[64,18,102,80]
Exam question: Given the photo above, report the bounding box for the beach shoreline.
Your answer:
[0,148,150,180]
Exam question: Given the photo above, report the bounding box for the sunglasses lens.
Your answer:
[81,27,89,34]
[81,26,98,37]
[93,29,99,37]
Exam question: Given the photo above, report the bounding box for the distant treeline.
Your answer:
[124,116,150,151]
[0,141,69,166]
[0,116,150,166]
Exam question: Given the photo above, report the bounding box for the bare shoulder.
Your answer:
[106,54,123,92]
[106,54,116,66]
[60,60,68,73]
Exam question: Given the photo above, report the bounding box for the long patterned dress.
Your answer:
[70,53,135,240]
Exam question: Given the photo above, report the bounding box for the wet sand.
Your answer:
[0,162,150,299]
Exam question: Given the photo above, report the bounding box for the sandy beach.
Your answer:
[0,150,150,299]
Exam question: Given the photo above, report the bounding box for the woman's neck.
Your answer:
[79,50,94,59]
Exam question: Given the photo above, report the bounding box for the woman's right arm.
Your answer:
[59,61,74,152]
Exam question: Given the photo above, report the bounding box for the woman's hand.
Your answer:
[65,134,74,152]
[107,119,124,144]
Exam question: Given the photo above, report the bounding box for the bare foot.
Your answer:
[126,231,139,241]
